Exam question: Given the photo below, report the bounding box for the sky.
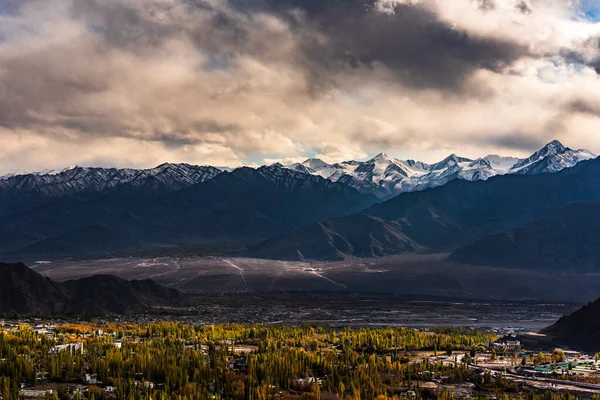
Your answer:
[0,0,599,173]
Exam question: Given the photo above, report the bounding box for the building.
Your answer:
[493,336,521,351]
[294,377,322,386]
[51,342,84,356]
[85,374,99,385]
[21,389,54,399]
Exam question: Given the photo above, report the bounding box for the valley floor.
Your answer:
[32,254,600,303]
[26,255,594,331]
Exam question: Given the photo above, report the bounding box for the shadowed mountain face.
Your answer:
[543,298,600,352]
[251,158,600,261]
[0,262,183,315]
[1,141,598,265]
[449,203,600,271]
[62,275,184,315]
[0,166,376,259]
[0,262,67,314]
[250,214,423,261]
[0,164,223,216]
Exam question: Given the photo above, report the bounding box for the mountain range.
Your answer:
[278,140,594,198]
[0,166,376,258]
[251,155,600,265]
[1,140,594,204]
[0,140,598,265]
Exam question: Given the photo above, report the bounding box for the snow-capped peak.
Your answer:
[370,152,394,162]
[510,140,596,175]
[545,139,567,153]
[468,158,492,169]
[302,158,332,170]
[275,141,594,199]
[300,158,344,179]
[285,162,314,175]
[61,165,80,173]
[511,140,566,171]
[430,154,472,171]
[3,139,595,202]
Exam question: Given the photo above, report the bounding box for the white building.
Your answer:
[21,389,53,398]
[51,342,84,356]
[85,374,99,385]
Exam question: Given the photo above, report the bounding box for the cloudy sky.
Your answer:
[0,0,599,173]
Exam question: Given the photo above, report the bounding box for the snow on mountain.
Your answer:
[399,159,431,173]
[138,163,222,190]
[300,158,348,179]
[0,164,222,197]
[428,154,472,171]
[510,140,596,175]
[349,153,416,197]
[278,141,597,199]
[284,162,316,175]
[2,140,595,202]
[482,155,520,172]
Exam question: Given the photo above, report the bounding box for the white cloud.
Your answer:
[0,0,599,173]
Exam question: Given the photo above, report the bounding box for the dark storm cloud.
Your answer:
[470,133,550,152]
[312,4,525,89]
[230,0,527,90]
[561,37,600,74]
[71,1,174,50]
[72,0,527,92]
[2,0,600,174]
[569,100,600,118]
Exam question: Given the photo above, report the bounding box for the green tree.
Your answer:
[445,344,453,357]
[552,349,565,363]
[490,349,497,361]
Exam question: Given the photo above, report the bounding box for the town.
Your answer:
[0,320,599,400]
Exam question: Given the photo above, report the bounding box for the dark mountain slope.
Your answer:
[63,275,183,315]
[252,158,600,260]
[10,225,140,257]
[543,298,600,352]
[366,159,600,248]
[169,166,377,236]
[449,203,600,270]
[0,262,67,314]
[0,166,376,258]
[250,214,423,260]
[0,262,183,315]
[0,164,222,216]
